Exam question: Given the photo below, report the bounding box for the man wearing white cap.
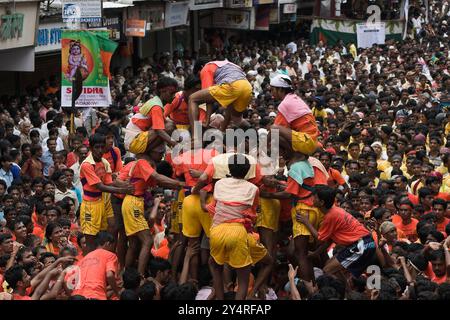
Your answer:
[268,74,319,159]
[263,74,330,283]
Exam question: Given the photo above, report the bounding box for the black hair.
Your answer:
[172,282,198,300]
[39,252,57,264]
[156,77,179,91]
[88,133,106,149]
[120,289,139,300]
[432,198,447,210]
[184,75,201,91]
[0,233,12,244]
[193,57,210,75]
[137,282,156,300]
[45,222,62,242]
[228,154,250,179]
[4,265,26,289]
[122,267,141,290]
[314,185,336,209]
[95,231,114,247]
[147,257,171,278]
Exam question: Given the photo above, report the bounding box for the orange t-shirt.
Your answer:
[200,63,218,89]
[32,223,45,241]
[318,206,370,246]
[285,167,328,206]
[131,106,165,131]
[274,113,319,141]
[80,161,113,201]
[120,159,156,196]
[393,217,419,242]
[431,272,447,284]
[172,148,218,187]
[102,147,123,174]
[72,248,118,300]
[437,217,450,233]
[164,92,189,125]
[327,168,346,187]
[66,152,78,168]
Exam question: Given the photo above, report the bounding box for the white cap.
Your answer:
[247,70,257,76]
[270,74,292,88]
[325,108,335,115]
[269,111,277,117]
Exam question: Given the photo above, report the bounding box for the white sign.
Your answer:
[189,0,223,10]
[35,22,64,53]
[227,0,252,8]
[213,9,250,29]
[283,3,297,13]
[62,0,102,22]
[165,2,190,28]
[356,22,386,48]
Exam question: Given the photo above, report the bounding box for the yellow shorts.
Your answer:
[80,198,108,236]
[181,194,212,238]
[292,202,323,240]
[122,195,149,236]
[129,131,155,154]
[210,223,267,268]
[170,189,185,234]
[208,79,252,113]
[103,193,114,219]
[256,198,280,231]
[291,131,317,155]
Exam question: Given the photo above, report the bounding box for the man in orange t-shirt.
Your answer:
[71,232,121,300]
[261,155,328,282]
[79,134,134,252]
[295,185,376,278]
[393,200,419,243]
[428,248,448,284]
[432,199,449,235]
[164,75,202,129]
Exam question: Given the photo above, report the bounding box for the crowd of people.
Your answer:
[0,0,449,301]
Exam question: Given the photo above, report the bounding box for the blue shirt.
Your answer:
[41,150,54,177]
[0,168,14,188]
[11,164,20,180]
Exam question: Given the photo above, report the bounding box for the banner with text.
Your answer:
[213,9,251,29]
[61,30,118,107]
[62,0,102,22]
[356,22,386,48]
[165,1,190,28]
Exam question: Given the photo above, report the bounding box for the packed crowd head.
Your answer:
[0,0,449,301]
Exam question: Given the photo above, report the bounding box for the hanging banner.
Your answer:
[36,22,63,53]
[356,22,386,48]
[226,0,252,8]
[213,9,251,29]
[139,5,165,31]
[165,1,190,28]
[62,0,102,22]
[269,5,279,24]
[254,5,270,30]
[283,3,297,14]
[125,19,146,37]
[61,30,118,107]
[189,0,223,10]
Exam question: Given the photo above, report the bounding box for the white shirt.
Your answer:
[42,136,64,153]
[0,169,14,188]
[286,41,297,53]
[55,188,79,212]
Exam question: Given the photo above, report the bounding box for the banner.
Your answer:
[36,22,63,53]
[61,30,118,107]
[254,5,270,30]
[213,9,251,29]
[283,3,297,14]
[165,1,190,28]
[189,0,223,10]
[125,20,146,37]
[226,0,252,8]
[62,0,102,22]
[356,22,386,48]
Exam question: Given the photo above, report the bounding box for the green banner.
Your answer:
[61,30,118,107]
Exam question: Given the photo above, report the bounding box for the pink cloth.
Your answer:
[277,93,312,123]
